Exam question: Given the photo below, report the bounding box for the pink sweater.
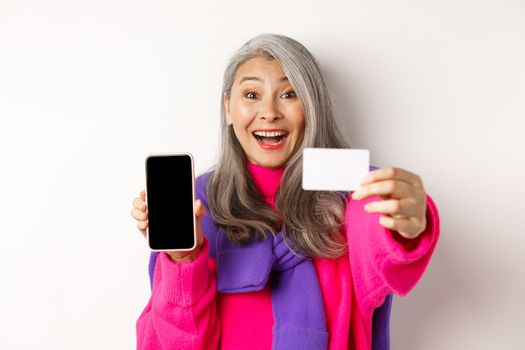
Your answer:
[136,163,440,349]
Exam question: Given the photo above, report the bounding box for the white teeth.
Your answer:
[253,131,287,137]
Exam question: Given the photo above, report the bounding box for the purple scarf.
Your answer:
[147,164,395,349]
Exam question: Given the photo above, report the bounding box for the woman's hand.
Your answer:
[130,190,206,262]
[351,167,427,239]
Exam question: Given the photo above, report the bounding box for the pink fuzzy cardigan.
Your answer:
[136,163,440,349]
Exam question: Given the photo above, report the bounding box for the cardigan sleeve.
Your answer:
[136,237,221,350]
[345,193,440,316]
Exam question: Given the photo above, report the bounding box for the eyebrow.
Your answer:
[238,76,289,84]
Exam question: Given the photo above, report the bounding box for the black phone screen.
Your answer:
[145,154,195,250]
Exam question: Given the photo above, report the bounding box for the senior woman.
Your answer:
[131,33,440,350]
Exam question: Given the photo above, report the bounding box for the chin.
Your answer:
[251,157,286,169]
[266,158,289,169]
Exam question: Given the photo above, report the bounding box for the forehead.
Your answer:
[234,56,288,83]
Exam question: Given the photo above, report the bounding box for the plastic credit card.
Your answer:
[302,148,370,191]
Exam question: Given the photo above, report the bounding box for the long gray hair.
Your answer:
[207,33,351,259]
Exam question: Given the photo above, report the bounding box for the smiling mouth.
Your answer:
[252,132,289,145]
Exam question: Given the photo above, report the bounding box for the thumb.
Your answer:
[195,199,206,216]
[194,199,205,245]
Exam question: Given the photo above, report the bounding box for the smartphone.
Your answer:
[145,153,196,251]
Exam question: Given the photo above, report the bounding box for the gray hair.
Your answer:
[207,33,351,259]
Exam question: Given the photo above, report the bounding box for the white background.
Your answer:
[1,0,524,349]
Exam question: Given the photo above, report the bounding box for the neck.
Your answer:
[246,160,285,202]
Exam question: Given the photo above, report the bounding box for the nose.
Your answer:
[258,96,283,122]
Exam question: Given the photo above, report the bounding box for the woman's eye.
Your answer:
[282,90,297,98]
[245,92,258,99]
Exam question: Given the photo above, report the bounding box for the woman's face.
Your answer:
[224,56,305,169]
